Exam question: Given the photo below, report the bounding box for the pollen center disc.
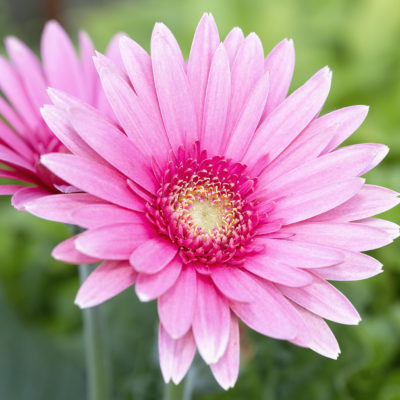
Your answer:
[188,199,224,235]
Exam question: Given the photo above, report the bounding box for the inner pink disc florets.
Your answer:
[147,149,263,265]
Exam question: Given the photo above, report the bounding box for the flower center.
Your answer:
[147,149,262,265]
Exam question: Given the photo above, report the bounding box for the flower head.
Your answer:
[0,21,121,209]
[28,14,399,389]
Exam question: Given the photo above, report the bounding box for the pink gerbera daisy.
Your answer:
[26,14,399,389]
[0,21,122,209]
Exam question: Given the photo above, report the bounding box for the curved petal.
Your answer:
[52,236,100,264]
[158,266,197,339]
[75,261,137,308]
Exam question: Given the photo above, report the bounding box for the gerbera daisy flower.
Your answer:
[0,21,122,209]
[26,14,399,389]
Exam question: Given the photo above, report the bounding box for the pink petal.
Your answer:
[159,324,196,385]
[315,251,382,281]
[158,266,197,339]
[223,27,245,65]
[188,13,220,129]
[224,71,269,160]
[210,312,240,390]
[151,23,198,150]
[11,186,50,211]
[78,31,97,105]
[41,153,145,212]
[0,143,35,172]
[71,203,141,229]
[321,105,369,154]
[0,121,33,162]
[68,106,157,193]
[5,36,48,112]
[224,33,264,149]
[192,275,231,363]
[135,256,182,302]
[41,20,83,99]
[261,143,389,199]
[244,256,312,287]
[25,193,104,224]
[201,44,231,155]
[0,55,37,130]
[94,63,170,167]
[210,265,255,302]
[280,221,395,251]
[75,223,154,259]
[0,185,23,195]
[279,274,361,325]
[311,184,400,222]
[244,67,332,169]
[75,260,136,308]
[52,236,100,264]
[290,303,340,359]
[259,238,344,268]
[41,105,106,163]
[230,271,298,340]
[355,218,399,240]
[0,94,26,134]
[270,177,365,224]
[129,237,178,274]
[262,38,295,117]
[119,36,164,130]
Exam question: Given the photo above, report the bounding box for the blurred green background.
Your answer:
[1,0,400,399]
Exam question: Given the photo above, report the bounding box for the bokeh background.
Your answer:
[1,0,400,399]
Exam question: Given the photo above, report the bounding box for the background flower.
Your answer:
[24,13,399,390]
[1,1,400,399]
[0,20,121,209]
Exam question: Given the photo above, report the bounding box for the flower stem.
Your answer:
[79,264,111,400]
[163,366,196,400]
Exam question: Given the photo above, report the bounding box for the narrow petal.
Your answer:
[159,325,196,385]
[135,256,182,302]
[211,265,254,302]
[244,256,312,287]
[262,38,295,117]
[5,36,48,111]
[187,13,220,128]
[0,185,23,195]
[0,55,37,129]
[75,261,137,308]
[41,20,83,98]
[41,153,145,212]
[244,67,332,169]
[151,23,198,149]
[71,203,141,229]
[315,251,382,281]
[78,31,97,105]
[75,223,154,259]
[158,266,197,339]
[280,221,395,251]
[224,72,269,160]
[279,274,361,325]
[0,143,35,172]
[259,238,344,268]
[223,27,245,65]
[41,105,106,163]
[25,193,104,224]
[230,271,298,340]
[290,303,340,359]
[311,184,400,222]
[224,33,264,148]
[68,106,157,192]
[0,120,34,161]
[270,178,365,224]
[192,276,231,364]
[52,236,100,264]
[261,143,389,198]
[201,44,231,155]
[94,64,169,166]
[129,237,178,274]
[11,186,50,210]
[210,313,240,390]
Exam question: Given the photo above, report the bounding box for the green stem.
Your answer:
[79,264,111,400]
[163,365,196,400]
